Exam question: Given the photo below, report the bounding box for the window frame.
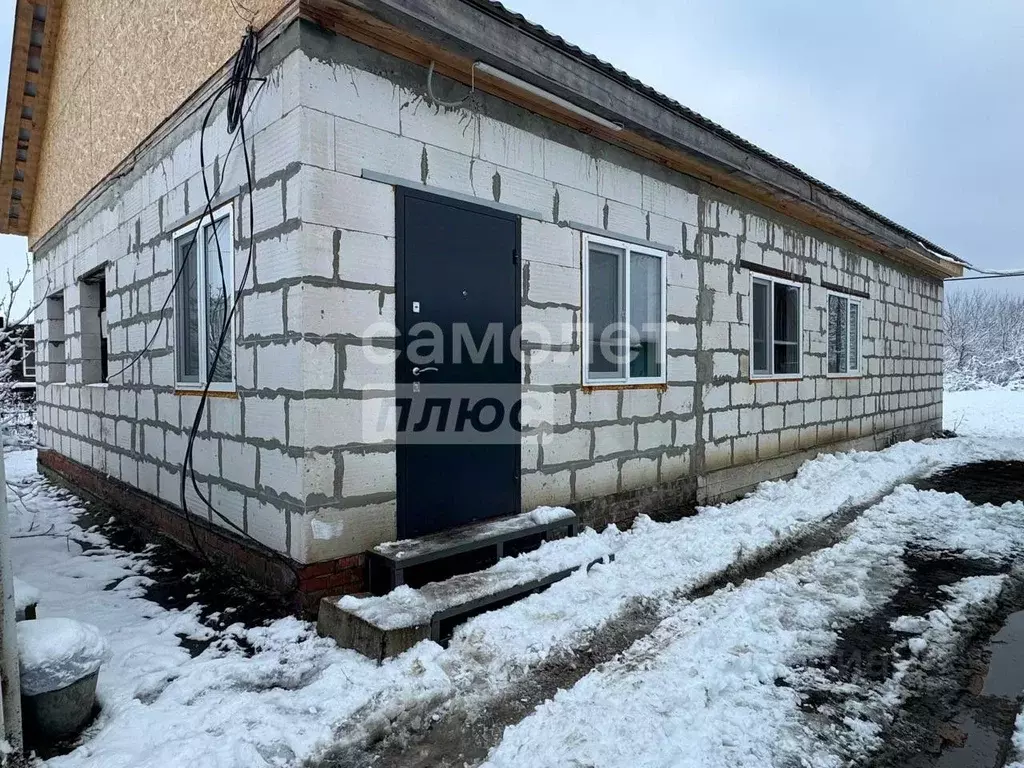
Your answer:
[78,266,109,385]
[172,204,236,392]
[826,290,863,378]
[46,290,67,384]
[581,232,668,387]
[749,272,804,381]
[19,336,35,378]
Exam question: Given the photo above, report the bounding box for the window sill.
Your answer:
[826,373,863,380]
[84,382,109,387]
[174,389,239,399]
[749,375,803,383]
[582,382,668,392]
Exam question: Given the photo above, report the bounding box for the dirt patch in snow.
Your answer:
[791,546,1024,768]
[71,495,292,655]
[915,460,1024,506]
[808,550,1005,692]
[869,577,1024,768]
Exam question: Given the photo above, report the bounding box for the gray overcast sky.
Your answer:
[501,0,1024,294]
[0,0,1019,307]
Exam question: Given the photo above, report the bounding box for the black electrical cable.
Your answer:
[106,78,248,384]
[179,31,260,555]
[183,128,256,540]
[227,28,258,135]
[180,86,256,544]
[178,28,295,570]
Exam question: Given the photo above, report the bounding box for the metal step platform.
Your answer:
[316,508,617,661]
[367,507,579,596]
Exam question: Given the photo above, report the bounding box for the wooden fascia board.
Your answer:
[303,0,963,280]
[0,0,62,237]
[0,0,37,236]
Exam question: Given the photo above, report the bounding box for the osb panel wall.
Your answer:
[30,0,289,244]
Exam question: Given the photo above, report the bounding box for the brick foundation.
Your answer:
[571,476,699,530]
[37,449,366,615]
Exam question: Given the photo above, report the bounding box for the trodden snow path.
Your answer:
[8,389,1024,767]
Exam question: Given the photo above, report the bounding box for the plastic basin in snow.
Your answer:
[22,670,99,741]
[17,618,108,741]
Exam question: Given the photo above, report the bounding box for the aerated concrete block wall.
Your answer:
[30,28,337,564]
[30,19,944,572]
[294,22,942,534]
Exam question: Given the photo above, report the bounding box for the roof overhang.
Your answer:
[306,0,966,279]
[0,0,966,280]
[0,0,62,237]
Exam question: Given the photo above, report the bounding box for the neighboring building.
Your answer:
[0,321,36,399]
[0,0,965,609]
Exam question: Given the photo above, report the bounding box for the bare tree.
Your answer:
[945,288,1024,389]
[0,256,44,446]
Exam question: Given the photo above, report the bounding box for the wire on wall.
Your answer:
[105,63,261,385]
[426,60,477,107]
[105,26,288,572]
[176,27,292,569]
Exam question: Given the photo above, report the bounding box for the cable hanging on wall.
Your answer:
[426,60,477,107]
[106,30,261,386]
[103,26,292,575]
[177,27,297,570]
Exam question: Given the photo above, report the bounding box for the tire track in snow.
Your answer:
[478,488,1024,768]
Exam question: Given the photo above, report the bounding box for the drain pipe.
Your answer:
[0,450,22,758]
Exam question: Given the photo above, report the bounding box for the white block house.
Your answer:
[0,0,965,609]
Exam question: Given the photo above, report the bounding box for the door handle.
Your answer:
[412,366,438,376]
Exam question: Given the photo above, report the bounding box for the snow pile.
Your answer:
[1007,709,1024,768]
[3,449,429,768]
[441,431,1019,683]
[14,576,39,613]
[18,618,108,696]
[528,506,573,525]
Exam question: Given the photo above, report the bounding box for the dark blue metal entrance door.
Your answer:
[395,188,521,539]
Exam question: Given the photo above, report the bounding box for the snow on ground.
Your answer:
[945,388,1024,440]
[9,388,1024,767]
[1008,709,1024,768]
[8,451,392,767]
[14,576,39,614]
[480,486,1024,768]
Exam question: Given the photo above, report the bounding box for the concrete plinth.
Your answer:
[317,596,429,663]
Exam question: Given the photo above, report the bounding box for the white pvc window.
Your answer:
[173,205,235,390]
[750,274,802,379]
[827,292,862,376]
[582,233,667,385]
